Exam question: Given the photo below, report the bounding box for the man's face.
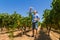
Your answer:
[34,11,37,15]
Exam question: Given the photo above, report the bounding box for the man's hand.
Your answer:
[34,18,40,21]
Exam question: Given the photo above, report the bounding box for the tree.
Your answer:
[42,0,60,38]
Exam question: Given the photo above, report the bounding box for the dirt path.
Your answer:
[0,27,59,40]
[50,31,59,40]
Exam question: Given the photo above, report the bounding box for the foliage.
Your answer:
[42,0,60,30]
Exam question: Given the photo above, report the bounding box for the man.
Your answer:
[32,10,40,37]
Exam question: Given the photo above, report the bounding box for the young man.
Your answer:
[32,10,40,37]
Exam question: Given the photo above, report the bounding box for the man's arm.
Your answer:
[37,15,40,21]
[34,15,40,21]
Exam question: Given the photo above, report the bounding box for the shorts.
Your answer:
[32,22,38,30]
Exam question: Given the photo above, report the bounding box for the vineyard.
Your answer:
[0,0,60,40]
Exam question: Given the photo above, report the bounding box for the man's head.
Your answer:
[33,10,38,15]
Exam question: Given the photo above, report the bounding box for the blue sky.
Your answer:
[0,0,52,22]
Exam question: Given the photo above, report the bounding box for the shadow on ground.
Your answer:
[25,33,32,37]
[51,29,60,34]
[13,32,23,37]
[34,29,52,40]
[13,30,32,38]
[0,30,19,34]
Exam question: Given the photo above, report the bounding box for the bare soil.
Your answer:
[0,27,59,40]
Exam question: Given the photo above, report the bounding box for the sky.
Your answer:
[0,0,52,22]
